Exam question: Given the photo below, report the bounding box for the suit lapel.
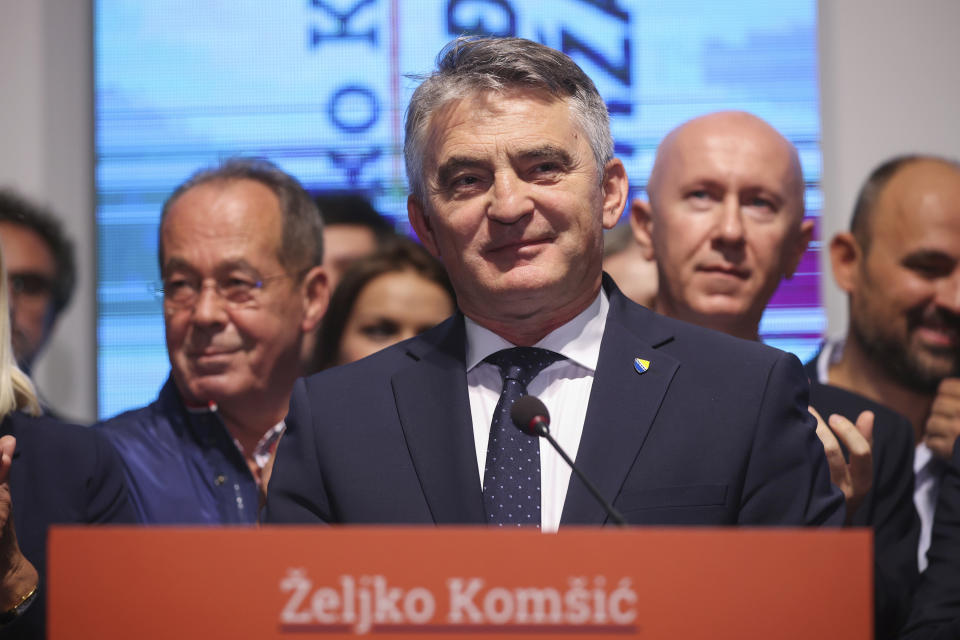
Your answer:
[391,315,487,524]
[561,285,680,525]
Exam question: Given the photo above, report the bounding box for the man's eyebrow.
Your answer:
[517,145,574,166]
[161,257,194,275]
[436,156,488,186]
[902,249,958,264]
[162,257,259,276]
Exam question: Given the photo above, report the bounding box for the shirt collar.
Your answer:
[464,289,608,373]
[251,421,286,470]
[816,337,846,385]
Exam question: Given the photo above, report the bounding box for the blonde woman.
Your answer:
[0,247,136,637]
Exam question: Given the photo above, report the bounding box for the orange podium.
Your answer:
[48,527,871,639]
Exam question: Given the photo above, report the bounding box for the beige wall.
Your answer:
[819,0,960,337]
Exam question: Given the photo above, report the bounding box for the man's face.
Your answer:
[845,161,960,393]
[0,222,58,370]
[161,179,311,409]
[408,89,625,327]
[641,115,809,336]
[322,224,378,291]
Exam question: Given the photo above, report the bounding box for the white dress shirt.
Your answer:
[817,338,943,571]
[465,291,608,533]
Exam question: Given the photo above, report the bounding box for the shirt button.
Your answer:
[214,474,226,486]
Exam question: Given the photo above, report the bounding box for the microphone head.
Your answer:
[511,395,550,437]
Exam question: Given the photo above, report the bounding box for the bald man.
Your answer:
[633,112,920,639]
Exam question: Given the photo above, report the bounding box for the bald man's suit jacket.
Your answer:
[266,280,844,527]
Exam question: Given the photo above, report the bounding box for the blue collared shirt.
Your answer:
[96,376,261,524]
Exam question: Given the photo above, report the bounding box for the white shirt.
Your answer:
[465,291,608,533]
[816,338,944,571]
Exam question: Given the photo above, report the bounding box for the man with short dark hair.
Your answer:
[314,192,395,291]
[631,112,920,638]
[266,38,843,531]
[0,190,76,375]
[97,158,328,524]
[819,155,960,573]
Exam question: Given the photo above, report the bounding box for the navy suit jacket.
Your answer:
[901,439,960,640]
[267,282,843,527]
[1,411,137,639]
[805,378,920,640]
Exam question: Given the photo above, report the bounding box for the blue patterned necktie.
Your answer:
[482,347,564,527]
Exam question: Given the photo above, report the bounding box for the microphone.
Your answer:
[511,395,627,526]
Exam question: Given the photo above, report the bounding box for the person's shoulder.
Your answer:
[620,299,787,366]
[5,410,90,442]
[809,380,914,446]
[5,410,116,468]
[94,379,178,439]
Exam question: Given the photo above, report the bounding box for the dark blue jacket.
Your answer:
[1,411,137,639]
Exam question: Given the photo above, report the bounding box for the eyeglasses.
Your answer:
[155,272,294,309]
[8,272,55,299]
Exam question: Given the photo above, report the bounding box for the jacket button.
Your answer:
[214,474,226,486]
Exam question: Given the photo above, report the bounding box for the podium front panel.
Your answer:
[49,526,871,639]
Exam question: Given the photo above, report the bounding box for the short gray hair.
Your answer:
[404,36,614,203]
[158,157,323,275]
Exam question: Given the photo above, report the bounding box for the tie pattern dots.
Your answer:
[482,347,564,527]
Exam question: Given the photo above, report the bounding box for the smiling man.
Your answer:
[97,158,328,523]
[817,155,960,573]
[265,37,842,531]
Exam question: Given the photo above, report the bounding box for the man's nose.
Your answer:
[713,195,746,244]
[190,282,229,325]
[487,172,533,223]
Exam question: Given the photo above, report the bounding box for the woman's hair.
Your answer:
[312,236,455,372]
[0,247,40,419]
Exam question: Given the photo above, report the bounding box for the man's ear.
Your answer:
[600,159,630,230]
[783,218,815,279]
[629,198,656,261]
[829,231,861,294]
[300,265,329,333]
[408,195,441,259]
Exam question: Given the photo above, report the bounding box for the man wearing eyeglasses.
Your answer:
[0,190,76,383]
[96,158,328,524]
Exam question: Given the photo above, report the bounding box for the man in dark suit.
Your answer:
[901,439,960,639]
[630,111,919,638]
[265,37,843,530]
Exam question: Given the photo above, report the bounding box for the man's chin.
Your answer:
[911,345,960,382]
[175,370,239,407]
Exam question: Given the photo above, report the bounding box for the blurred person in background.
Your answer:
[312,236,455,371]
[314,192,395,291]
[301,192,396,368]
[602,219,657,308]
[819,155,960,575]
[0,244,135,639]
[901,438,960,639]
[0,190,77,416]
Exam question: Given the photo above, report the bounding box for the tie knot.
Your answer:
[485,347,563,389]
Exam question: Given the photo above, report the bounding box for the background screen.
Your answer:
[95,0,822,418]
